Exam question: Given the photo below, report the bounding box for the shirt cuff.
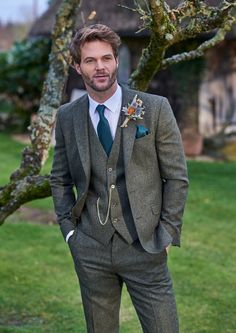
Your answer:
[65,230,75,243]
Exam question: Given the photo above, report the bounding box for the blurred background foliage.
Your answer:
[0,37,51,132]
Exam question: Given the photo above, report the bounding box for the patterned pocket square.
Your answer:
[135,125,149,139]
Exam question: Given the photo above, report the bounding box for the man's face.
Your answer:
[75,40,118,94]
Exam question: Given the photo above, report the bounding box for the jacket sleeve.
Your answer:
[155,97,189,246]
[50,108,76,240]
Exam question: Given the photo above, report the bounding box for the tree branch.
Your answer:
[173,0,236,43]
[171,0,214,24]
[149,0,170,30]
[0,0,81,224]
[161,16,236,69]
[129,34,166,90]
[0,175,51,224]
[130,0,235,90]
[30,0,81,166]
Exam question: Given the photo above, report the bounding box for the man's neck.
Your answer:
[87,82,118,103]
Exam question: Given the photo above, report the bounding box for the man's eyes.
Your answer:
[103,56,112,61]
[84,57,113,63]
[85,59,93,63]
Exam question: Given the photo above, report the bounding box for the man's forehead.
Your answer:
[81,40,113,54]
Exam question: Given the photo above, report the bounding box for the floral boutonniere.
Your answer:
[121,95,145,128]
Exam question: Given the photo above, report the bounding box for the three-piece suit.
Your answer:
[50,85,189,333]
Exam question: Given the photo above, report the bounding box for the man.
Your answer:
[50,24,188,333]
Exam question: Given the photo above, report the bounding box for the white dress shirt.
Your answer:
[88,84,122,139]
[66,84,122,243]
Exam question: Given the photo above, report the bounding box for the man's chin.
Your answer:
[92,82,114,92]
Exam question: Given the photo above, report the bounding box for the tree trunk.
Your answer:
[0,0,81,224]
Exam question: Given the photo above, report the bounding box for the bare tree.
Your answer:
[0,0,235,224]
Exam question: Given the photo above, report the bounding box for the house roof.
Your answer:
[29,0,225,38]
[29,0,143,37]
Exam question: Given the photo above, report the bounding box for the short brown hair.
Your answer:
[69,24,121,65]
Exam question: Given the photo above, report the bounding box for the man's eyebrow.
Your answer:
[83,53,113,60]
[84,56,94,60]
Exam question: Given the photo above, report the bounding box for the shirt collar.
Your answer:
[88,85,122,114]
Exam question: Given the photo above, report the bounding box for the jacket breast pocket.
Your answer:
[134,133,152,143]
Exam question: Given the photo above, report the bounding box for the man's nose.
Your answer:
[96,60,105,70]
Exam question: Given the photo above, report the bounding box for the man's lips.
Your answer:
[94,74,109,79]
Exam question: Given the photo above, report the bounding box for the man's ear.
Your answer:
[75,64,81,75]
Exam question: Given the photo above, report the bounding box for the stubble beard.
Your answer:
[82,68,118,93]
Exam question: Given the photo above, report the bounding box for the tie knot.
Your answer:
[96,104,106,116]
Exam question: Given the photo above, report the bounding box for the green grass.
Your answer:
[173,161,236,333]
[0,223,141,333]
[0,132,53,212]
[0,133,236,332]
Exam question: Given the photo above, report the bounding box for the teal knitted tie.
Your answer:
[96,104,113,156]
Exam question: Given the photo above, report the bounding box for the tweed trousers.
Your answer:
[69,227,179,333]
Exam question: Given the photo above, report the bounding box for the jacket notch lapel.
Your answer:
[72,95,91,185]
[121,87,137,172]
[122,120,136,173]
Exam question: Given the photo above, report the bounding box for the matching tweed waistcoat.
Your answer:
[79,114,138,245]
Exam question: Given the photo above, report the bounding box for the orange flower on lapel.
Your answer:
[127,106,136,115]
[121,95,145,128]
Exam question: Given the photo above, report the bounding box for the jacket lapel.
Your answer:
[72,94,91,186]
[121,87,137,173]
[71,87,137,183]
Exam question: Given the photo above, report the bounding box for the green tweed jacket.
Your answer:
[50,86,189,253]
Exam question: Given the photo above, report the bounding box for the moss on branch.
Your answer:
[161,19,236,69]
[0,175,51,224]
[130,0,235,90]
